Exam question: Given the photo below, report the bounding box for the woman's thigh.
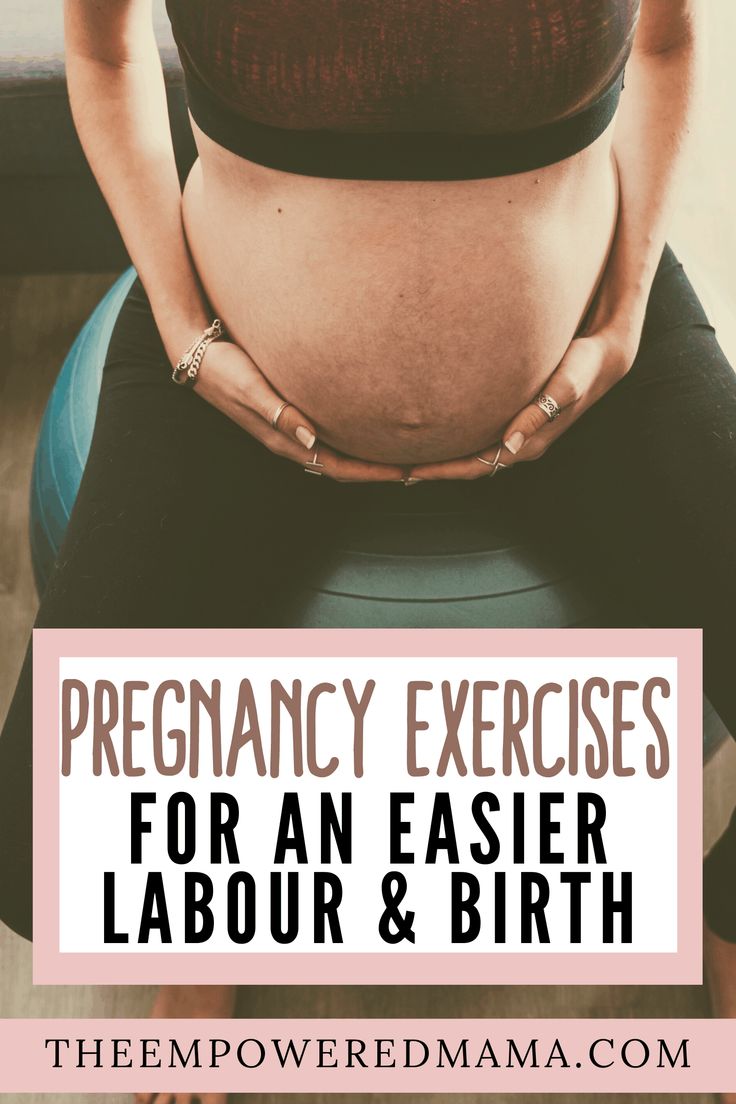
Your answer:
[508,247,736,732]
[0,278,317,939]
[37,278,318,629]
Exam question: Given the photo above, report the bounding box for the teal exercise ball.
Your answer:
[30,268,728,760]
[31,268,138,587]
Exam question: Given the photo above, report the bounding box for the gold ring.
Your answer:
[271,399,290,429]
[535,392,561,421]
[304,449,324,476]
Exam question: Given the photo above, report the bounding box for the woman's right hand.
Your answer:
[194,340,407,482]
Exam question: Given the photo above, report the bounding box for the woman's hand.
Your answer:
[195,341,407,482]
[406,326,639,480]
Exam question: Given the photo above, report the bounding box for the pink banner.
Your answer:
[0,1017,733,1093]
[33,627,704,987]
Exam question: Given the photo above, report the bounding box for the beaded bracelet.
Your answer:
[171,319,225,388]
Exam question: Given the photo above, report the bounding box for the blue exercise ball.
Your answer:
[31,268,138,589]
[30,268,728,759]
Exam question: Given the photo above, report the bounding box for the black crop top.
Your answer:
[166,1,640,180]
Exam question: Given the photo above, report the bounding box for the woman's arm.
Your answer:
[64,0,209,364]
[410,0,706,480]
[64,0,405,482]
[583,0,706,347]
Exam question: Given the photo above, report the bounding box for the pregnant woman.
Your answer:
[1,0,735,1101]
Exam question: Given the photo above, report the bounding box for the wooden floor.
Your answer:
[3,5,736,1100]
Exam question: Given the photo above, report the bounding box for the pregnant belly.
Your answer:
[182,136,619,463]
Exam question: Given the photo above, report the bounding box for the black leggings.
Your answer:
[1,246,735,944]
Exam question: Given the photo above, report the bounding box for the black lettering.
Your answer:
[210,793,239,863]
[451,873,480,943]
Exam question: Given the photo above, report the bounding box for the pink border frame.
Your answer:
[32,627,703,987]
[3,1018,735,1093]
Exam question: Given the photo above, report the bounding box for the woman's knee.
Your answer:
[0,775,33,943]
[0,645,33,943]
[704,808,736,943]
[0,877,32,943]
[0,773,32,943]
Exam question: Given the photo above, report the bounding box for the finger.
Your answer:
[270,399,318,451]
[502,394,561,457]
[236,361,318,450]
[409,457,495,480]
[250,427,406,482]
[235,414,314,464]
[409,444,510,481]
[502,340,600,456]
[317,446,406,483]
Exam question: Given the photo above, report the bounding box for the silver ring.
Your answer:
[535,392,561,421]
[475,444,504,476]
[271,400,290,429]
[303,449,324,476]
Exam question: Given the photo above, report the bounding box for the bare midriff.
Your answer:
[182,119,620,463]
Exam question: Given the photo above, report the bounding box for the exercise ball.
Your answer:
[30,267,138,588]
[30,267,729,760]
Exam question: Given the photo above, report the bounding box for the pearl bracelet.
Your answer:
[171,319,225,388]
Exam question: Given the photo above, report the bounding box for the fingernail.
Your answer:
[296,426,316,449]
[504,430,525,455]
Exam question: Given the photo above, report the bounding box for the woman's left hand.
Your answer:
[406,327,639,481]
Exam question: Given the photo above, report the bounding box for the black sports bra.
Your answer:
[166,1,640,180]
